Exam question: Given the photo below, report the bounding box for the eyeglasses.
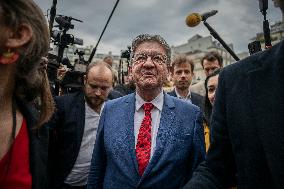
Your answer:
[132,53,168,65]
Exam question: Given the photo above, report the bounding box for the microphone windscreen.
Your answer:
[185,13,202,27]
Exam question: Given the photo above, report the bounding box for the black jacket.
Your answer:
[47,92,86,189]
[167,90,204,112]
[184,40,284,189]
[17,100,49,189]
[47,90,121,188]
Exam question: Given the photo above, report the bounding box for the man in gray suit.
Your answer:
[87,34,205,189]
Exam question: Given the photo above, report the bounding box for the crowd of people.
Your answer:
[1,0,284,189]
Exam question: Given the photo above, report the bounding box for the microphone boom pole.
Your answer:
[203,20,240,61]
[88,0,120,63]
[49,0,57,35]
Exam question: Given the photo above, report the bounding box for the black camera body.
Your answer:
[47,15,86,95]
[248,41,262,55]
[117,46,131,84]
[121,46,131,60]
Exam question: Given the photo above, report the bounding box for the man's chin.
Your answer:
[86,97,104,107]
[176,85,189,90]
[138,82,160,90]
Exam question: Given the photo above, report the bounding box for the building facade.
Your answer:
[253,21,284,50]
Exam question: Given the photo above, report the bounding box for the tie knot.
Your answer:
[143,103,154,112]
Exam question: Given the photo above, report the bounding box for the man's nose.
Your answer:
[94,88,102,96]
[181,71,186,77]
[143,57,155,67]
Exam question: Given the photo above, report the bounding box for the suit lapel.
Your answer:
[169,90,177,97]
[75,92,86,155]
[140,94,176,180]
[124,94,139,174]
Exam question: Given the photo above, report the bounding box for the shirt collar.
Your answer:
[175,87,191,100]
[135,91,164,112]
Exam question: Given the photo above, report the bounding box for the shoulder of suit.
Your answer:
[191,92,203,99]
[223,40,283,76]
[105,92,134,108]
[54,91,84,108]
[167,90,175,96]
[168,94,200,113]
[191,81,204,88]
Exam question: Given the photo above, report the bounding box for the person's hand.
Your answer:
[40,57,48,71]
[57,65,67,80]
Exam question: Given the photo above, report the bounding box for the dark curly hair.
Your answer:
[201,51,223,68]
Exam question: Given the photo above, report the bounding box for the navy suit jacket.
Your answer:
[184,40,284,189]
[47,92,86,189]
[18,100,49,189]
[87,93,205,189]
[167,90,204,113]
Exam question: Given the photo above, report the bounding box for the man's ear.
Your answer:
[128,66,133,74]
[5,23,33,48]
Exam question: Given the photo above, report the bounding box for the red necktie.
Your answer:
[136,102,154,176]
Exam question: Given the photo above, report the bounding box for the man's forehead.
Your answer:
[134,41,166,54]
[88,73,112,80]
[203,59,220,66]
[174,63,191,69]
[88,79,112,87]
[88,66,112,77]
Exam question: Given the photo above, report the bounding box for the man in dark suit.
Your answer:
[48,62,116,189]
[190,51,223,97]
[87,34,205,189]
[184,40,284,189]
[168,54,204,111]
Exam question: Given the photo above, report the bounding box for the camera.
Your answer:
[121,46,131,60]
[47,14,86,95]
[52,30,83,47]
[248,41,262,55]
[117,46,131,84]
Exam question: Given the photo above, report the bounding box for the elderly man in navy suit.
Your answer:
[87,34,205,189]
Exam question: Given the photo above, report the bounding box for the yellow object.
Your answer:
[203,123,210,152]
[2,49,14,58]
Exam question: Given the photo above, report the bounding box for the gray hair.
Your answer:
[130,34,171,65]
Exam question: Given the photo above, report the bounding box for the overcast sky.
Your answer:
[35,0,282,55]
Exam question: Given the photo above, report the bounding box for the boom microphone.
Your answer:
[49,0,57,35]
[186,10,218,27]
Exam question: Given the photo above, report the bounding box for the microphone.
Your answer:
[186,10,218,27]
